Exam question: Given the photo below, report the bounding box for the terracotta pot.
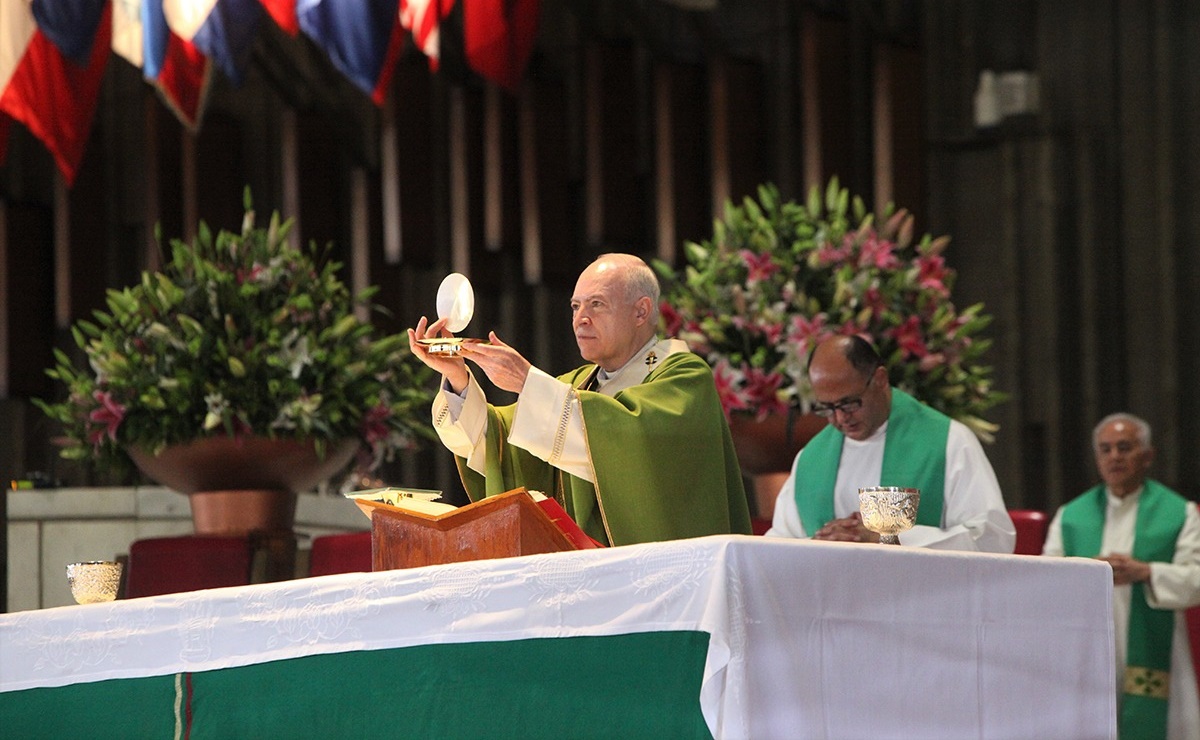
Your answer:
[127,437,360,582]
[727,409,827,476]
[127,436,359,536]
[728,410,827,522]
[126,436,360,496]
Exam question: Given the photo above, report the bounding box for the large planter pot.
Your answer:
[727,409,827,521]
[127,436,360,582]
[127,436,360,536]
[727,409,827,476]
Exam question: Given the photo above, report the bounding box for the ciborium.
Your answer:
[66,561,123,604]
[858,486,920,545]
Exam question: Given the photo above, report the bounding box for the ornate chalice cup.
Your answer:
[66,561,123,604]
[858,487,920,545]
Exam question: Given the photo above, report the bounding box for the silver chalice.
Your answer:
[858,486,920,545]
[66,560,123,604]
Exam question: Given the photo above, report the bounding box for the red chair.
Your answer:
[750,517,772,536]
[1008,509,1050,555]
[309,531,373,576]
[1186,606,1200,689]
[124,535,254,598]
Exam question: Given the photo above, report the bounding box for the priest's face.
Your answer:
[571,260,649,371]
[1094,420,1153,497]
[808,354,890,441]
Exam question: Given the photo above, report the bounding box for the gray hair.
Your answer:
[1092,412,1152,449]
[595,253,660,323]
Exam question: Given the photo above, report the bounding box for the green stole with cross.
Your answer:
[793,389,948,535]
[1060,480,1187,740]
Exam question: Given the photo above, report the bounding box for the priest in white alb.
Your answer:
[1042,412,1200,740]
[765,334,1014,552]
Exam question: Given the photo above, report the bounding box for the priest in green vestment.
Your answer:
[1043,412,1200,740]
[408,253,751,546]
[765,335,1014,552]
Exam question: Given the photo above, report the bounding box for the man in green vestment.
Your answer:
[1043,413,1200,740]
[407,253,751,546]
[765,335,1014,552]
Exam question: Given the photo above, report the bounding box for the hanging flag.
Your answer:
[400,0,454,68]
[297,0,404,105]
[0,0,112,184]
[163,0,263,85]
[464,0,539,91]
[111,0,212,129]
[259,0,299,35]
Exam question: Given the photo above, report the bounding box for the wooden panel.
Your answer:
[368,489,577,570]
[533,78,574,285]
[297,113,345,261]
[726,58,767,205]
[67,139,112,321]
[393,56,438,268]
[878,42,925,218]
[4,202,54,397]
[806,9,853,188]
[669,63,710,246]
[193,112,246,234]
[593,41,644,250]
[154,105,185,245]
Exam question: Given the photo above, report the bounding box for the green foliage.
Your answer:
[35,196,437,473]
[653,179,1006,441]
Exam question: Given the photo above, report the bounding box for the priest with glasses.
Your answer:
[765,335,1015,552]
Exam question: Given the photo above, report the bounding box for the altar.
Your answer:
[0,535,1116,738]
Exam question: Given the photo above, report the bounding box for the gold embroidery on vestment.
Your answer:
[1124,666,1170,700]
[549,389,574,464]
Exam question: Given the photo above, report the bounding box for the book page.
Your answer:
[344,487,457,517]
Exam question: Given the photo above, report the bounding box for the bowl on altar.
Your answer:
[858,486,920,545]
[66,560,123,604]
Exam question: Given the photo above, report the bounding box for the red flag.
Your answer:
[153,35,212,128]
[259,0,299,35]
[464,0,539,91]
[0,0,112,185]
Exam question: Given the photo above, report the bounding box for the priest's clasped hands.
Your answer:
[408,316,533,396]
[813,512,882,543]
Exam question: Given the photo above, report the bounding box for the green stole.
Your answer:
[1060,480,1187,740]
[794,389,949,535]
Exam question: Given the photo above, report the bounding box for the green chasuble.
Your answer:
[793,389,949,535]
[1060,480,1187,740]
[455,352,751,546]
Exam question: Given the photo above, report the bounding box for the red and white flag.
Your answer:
[111,0,212,129]
[0,0,112,184]
[400,0,454,68]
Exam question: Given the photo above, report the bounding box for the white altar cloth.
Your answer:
[0,535,1115,738]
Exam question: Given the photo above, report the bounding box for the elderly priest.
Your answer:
[1043,412,1200,740]
[408,253,751,546]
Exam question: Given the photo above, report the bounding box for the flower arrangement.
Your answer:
[36,191,437,476]
[654,179,1004,441]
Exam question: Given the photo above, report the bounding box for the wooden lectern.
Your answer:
[355,488,595,570]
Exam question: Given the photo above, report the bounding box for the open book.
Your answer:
[344,486,604,550]
[343,487,456,517]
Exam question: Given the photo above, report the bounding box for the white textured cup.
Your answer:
[66,561,122,604]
